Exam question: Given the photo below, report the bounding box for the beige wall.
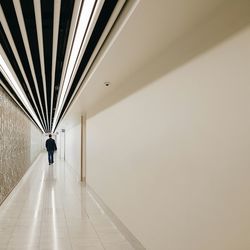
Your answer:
[81,116,86,181]
[65,121,81,179]
[30,122,43,163]
[0,86,42,205]
[86,26,250,250]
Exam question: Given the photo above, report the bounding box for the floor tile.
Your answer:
[0,153,135,250]
[104,242,135,250]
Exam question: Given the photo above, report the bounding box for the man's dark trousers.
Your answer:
[48,151,54,164]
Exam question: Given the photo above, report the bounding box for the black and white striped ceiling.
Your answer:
[0,0,125,133]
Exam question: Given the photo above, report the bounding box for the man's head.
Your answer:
[49,134,52,138]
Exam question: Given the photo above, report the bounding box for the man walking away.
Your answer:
[45,134,57,165]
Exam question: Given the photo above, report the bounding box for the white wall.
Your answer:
[82,116,86,180]
[65,121,81,179]
[30,123,43,163]
[86,27,250,250]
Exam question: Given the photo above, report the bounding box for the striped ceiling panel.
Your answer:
[0,0,125,132]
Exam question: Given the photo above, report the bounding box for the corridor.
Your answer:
[0,153,134,250]
[1,0,250,249]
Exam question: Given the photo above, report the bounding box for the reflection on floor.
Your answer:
[0,153,135,250]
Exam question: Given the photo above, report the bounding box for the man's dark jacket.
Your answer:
[46,138,57,152]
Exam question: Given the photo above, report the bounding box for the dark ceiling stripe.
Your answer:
[41,0,54,130]
[0,72,43,131]
[54,0,119,130]
[52,0,75,129]
[0,23,46,130]
[56,0,97,112]
[2,0,123,132]
[20,0,47,127]
[53,0,97,129]
[1,0,46,128]
[71,0,119,92]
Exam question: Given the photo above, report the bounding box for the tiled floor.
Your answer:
[0,153,135,250]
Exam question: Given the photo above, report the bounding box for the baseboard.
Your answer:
[87,184,146,250]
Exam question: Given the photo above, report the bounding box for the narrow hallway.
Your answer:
[0,153,134,250]
[1,0,249,249]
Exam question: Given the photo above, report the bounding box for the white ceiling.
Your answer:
[58,0,249,130]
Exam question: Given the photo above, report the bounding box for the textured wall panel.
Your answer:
[0,86,41,204]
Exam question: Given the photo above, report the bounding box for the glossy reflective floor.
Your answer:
[0,153,135,250]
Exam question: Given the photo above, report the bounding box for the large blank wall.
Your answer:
[86,27,250,250]
[65,122,81,179]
